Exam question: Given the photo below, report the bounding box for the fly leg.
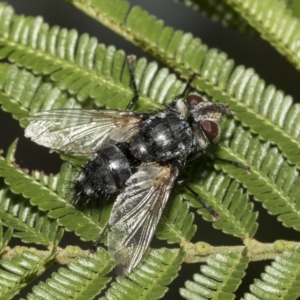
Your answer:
[179,182,219,220]
[169,73,197,107]
[126,55,140,111]
[126,57,196,110]
[90,222,110,253]
[182,150,250,219]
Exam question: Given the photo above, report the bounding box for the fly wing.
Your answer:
[108,162,179,276]
[25,109,142,153]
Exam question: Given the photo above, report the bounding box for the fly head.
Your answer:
[176,93,233,150]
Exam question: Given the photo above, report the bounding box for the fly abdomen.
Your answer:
[73,143,136,206]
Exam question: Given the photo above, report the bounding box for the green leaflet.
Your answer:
[100,248,185,300]
[225,0,300,70]
[180,248,249,299]
[0,251,42,299]
[216,118,300,231]
[185,163,258,239]
[0,237,61,299]
[0,64,81,123]
[0,180,60,245]
[156,194,197,244]
[24,248,113,300]
[242,247,300,299]
[289,0,300,18]
[177,0,257,35]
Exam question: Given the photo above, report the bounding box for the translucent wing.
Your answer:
[25,109,142,153]
[108,162,179,276]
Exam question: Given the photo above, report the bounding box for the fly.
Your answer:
[24,56,233,275]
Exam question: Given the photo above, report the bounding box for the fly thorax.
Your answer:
[130,111,194,163]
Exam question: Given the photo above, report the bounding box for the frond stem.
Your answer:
[3,239,299,266]
[181,238,300,263]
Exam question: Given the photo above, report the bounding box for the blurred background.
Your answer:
[1,0,300,298]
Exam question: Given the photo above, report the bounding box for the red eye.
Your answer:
[201,120,219,143]
[186,94,204,106]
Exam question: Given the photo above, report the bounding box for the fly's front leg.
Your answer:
[169,73,196,107]
[126,55,140,111]
[177,180,220,221]
[90,222,110,253]
[183,149,250,219]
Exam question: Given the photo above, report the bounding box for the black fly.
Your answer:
[24,56,232,276]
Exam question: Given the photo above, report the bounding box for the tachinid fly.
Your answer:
[24,56,232,276]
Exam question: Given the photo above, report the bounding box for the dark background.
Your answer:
[1,0,300,298]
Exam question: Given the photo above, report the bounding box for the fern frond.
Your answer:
[185,164,258,239]
[179,0,300,70]
[177,0,257,34]
[100,248,185,300]
[0,63,81,126]
[242,247,300,299]
[156,194,197,244]
[0,63,81,120]
[0,4,189,111]
[0,57,185,114]
[180,248,249,299]
[0,141,102,242]
[0,180,62,245]
[224,0,300,71]
[67,0,300,170]
[215,118,300,231]
[25,248,113,300]
[0,250,51,299]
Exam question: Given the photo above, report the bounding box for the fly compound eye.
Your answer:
[186,94,204,106]
[201,120,219,143]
